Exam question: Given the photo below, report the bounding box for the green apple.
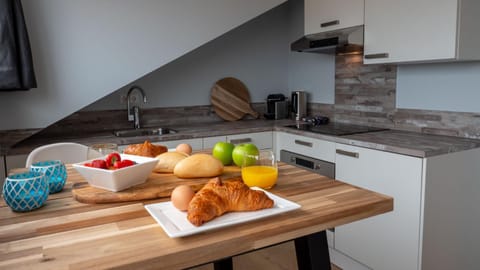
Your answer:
[232,143,259,167]
[212,141,235,165]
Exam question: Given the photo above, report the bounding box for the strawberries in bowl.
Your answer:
[73,154,158,192]
[84,152,135,170]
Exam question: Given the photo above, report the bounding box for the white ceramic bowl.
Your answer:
[72,154,158,192]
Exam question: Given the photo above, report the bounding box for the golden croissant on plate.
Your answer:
[187,177,274,226]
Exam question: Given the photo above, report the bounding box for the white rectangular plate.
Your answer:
[145,188,301,238]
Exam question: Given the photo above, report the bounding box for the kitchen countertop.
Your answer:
[275,125,480,158]
[337,129,480,157]
[5,119,480,158]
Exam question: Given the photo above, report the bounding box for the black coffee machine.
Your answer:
[264,94,288,120]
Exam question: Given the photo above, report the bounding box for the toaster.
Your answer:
[264,94,288,120]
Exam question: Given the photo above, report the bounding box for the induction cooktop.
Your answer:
[284,122,388,136]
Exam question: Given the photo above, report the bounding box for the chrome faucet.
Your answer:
[126,86,147,129]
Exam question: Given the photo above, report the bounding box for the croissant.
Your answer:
[187,177,274,226]
[123,140,167,157]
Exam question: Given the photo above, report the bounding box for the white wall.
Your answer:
[86,2,290,110]
[287,0,335,104]
[397,61,480,113]
[0,0,285,130]
[85,0,335,111]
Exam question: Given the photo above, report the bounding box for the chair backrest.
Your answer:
[25,142,89,167]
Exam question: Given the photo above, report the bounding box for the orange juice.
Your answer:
[241,165,278,189]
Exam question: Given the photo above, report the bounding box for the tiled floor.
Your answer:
[190,241,341,270]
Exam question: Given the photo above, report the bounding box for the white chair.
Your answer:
[25,142,89,167]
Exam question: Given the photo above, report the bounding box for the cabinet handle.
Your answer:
[336,149,359,158]
[364,53,389,59]
[320,20,340,28]
[230,138,252,144]
[294,140,313,147]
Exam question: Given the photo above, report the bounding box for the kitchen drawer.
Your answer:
[275,132,335,163]
[203,136,227,149]
[226,132,273,150]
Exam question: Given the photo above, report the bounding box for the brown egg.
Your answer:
[176,143,192,155]
[171,185,195,211]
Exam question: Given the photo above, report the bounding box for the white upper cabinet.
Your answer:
[363,0,480,64]
[304,0,364,36]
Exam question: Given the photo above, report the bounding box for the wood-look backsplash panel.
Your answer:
[334,54,397,127]
[308,54,480,140]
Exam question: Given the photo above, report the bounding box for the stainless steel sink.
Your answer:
[113,127,177,137]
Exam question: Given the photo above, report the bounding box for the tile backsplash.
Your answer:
[308,54,480,139]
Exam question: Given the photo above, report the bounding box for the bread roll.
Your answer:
[154,151,188,173]
[174,154,223,178]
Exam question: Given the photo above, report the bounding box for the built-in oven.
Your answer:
[280,149,336,247]
[280,150,335,178]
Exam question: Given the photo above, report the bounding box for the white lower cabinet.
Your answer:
[334,144,480,270]
[275,132,335,163]
[226,132,273,150]
[202,136,226,149]
[334,144,423,270]
[118,132,272,153]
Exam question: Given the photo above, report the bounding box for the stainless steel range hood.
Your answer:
[291,25,364,55]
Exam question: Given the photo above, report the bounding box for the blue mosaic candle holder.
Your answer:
[2,171,49,212]
[30,160,67,194]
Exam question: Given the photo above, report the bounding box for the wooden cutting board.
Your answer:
[210,77,259,121]
[71,166,242,204]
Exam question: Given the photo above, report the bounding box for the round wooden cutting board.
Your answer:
[210,77,259,121]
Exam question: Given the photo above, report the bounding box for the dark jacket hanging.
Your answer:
[0,0,37,91]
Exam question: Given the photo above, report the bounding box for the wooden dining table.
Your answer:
[0,163,392,270]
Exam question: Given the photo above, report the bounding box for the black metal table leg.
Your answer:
[294,230,331,270]
[213,257,233,270]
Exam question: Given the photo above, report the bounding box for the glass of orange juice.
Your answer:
[241,150,278,189]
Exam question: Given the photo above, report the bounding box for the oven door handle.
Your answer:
[290,156,323,171]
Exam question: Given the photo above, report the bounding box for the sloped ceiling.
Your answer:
[0,0,286,130]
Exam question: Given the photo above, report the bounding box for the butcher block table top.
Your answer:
[0,163,393,270]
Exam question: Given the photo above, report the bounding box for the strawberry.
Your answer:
[91,159,107,169]
[105,152,121,167]
[113,159,136,169]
